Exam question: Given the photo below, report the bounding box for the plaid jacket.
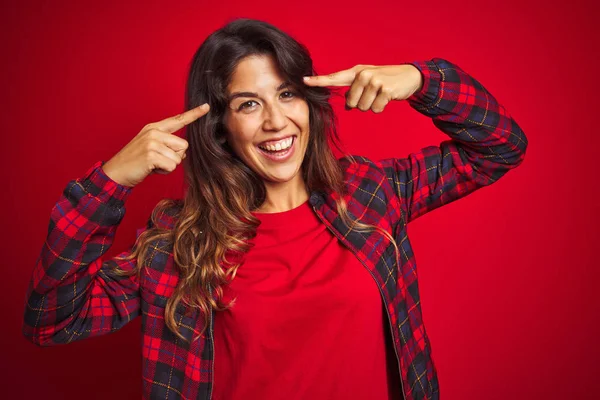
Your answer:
[23,58,528,400]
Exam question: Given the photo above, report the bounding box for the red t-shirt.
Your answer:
[212,199,402,399]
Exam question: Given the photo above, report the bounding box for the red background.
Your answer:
[2,0,598,399]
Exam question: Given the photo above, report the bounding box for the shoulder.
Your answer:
[338,153,385,177]
[336,153,396,211]
[146,198,184,231]
[137,199,183,279]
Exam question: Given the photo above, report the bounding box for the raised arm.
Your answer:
[304,58,527,224]
[23,104,209,345]
[22,161,143,345]
[378,58,528,223]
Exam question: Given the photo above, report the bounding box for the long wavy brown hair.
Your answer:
[112,18,400,341]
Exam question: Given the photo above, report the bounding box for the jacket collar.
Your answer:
[308,190,326,209]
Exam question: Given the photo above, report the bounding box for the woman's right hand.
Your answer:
[101,103,210,188]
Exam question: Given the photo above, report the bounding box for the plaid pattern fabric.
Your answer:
[22,58,527,400]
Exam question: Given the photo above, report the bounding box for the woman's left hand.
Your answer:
[303,64,423,113]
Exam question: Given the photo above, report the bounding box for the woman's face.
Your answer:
[222,54,310,186]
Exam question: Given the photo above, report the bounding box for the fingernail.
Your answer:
[303,76,311,81]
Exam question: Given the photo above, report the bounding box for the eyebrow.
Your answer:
[227,81,292,104]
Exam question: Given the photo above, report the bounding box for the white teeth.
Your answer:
[258,136,293,152]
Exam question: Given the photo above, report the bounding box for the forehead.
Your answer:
[226,55,286,92]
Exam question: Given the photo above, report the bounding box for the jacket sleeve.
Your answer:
[22,161,146,346]
[378,58,528,224]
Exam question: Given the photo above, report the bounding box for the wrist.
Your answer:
[409,65,424,96]
[101,160,132,187]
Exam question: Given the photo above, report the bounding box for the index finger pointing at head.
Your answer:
[303,67,357,87]
[156,103,210,134]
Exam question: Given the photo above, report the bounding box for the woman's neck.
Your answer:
[255,175,310,214]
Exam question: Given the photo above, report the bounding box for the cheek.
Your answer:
[291,101,310,127]
[226,119,257,147]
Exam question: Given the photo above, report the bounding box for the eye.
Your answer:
[281,90,296,99]
[238,100,258,111]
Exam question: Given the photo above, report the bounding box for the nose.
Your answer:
[262,102,288,131]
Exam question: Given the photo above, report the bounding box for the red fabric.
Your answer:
[22,58,528,399]
[212,199,402,399]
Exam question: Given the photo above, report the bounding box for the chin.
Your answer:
[260,168,300,183]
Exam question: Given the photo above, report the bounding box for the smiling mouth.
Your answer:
[256,135,297,160]
[256,135,296,153]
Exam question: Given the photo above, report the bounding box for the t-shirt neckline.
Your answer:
[250,199,312,229]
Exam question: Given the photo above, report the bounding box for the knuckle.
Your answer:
[145,129,159,139]
[147,147,158,157]
[146,151,157,164]
[145,139,157,152]
[381,87,394,96]
[370,78,382,88]
[356,69,372,81]
[146,141,160,157]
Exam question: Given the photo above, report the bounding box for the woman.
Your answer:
[22,18,528,400]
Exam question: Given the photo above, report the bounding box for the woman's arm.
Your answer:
[378,58,528,223]
[22,161,145,346]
